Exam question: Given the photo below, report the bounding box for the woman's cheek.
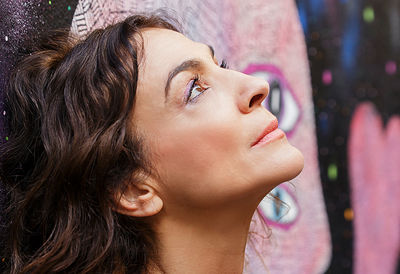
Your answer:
[152,122,239,197]
[156,125,233,173]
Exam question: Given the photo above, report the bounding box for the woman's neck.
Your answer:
[152,198,260,274]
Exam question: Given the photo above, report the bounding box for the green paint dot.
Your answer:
[5,136,8,141]
[67,5,71,11]
[328,163,338,181]
[49,0,52,5]
[363,6,374,23]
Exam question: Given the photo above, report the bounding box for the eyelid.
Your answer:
[184,74,209,104]
[188,84,208,104]
[181,58,228,105]
[184,74,200,103]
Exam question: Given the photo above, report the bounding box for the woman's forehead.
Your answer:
[140,28,209,69]
[142,28,190,56]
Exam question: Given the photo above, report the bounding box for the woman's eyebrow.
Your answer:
[164,45,215,99]
[165,59,201,98]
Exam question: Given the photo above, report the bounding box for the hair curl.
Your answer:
[0,13,178,274]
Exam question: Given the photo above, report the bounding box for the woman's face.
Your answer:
[133,28,304,210]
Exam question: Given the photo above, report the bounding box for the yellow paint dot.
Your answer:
[344,208,354,221]
[363,6,374,23]
[328,163,338,181]
[49,0,52,4]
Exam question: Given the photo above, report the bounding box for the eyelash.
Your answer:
[185,59,228,103]
[220,59,228,69]
[186,74,205,103]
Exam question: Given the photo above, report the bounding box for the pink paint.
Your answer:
[349,102,400,274]
[242,63,302,139]
[322,70,332,85]
[385,61,397,75]
[257,183,301,230]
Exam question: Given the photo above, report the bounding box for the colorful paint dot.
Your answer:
[328,163,338,181]
[2,110,6,115]
[48,0,52,4]
[385,61,397,75]
[67,5,71,11]
[5,136,9,141]
[363,6,374,23]
[322,70,332,85]
[344,208,354,221]
[4,35,8,41]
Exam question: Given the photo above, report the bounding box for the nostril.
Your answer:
[249,93,264,108]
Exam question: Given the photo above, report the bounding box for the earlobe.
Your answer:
[116,183,163,217]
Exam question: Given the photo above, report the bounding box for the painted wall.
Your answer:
[297,0,400,273]
[1,0,399,273]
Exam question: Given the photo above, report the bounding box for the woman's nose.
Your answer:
[236,73,269,114]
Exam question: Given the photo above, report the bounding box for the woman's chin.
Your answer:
[284,145,304,180]
[257,143,304,188]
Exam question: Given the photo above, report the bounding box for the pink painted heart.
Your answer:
[349,102,400,274]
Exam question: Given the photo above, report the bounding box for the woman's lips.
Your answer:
[252,119,285,147]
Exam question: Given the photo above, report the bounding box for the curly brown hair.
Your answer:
[0,13,179,274]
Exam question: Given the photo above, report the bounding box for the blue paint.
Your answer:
[341,1,361,70]
[297,2,309,34]
[318,112,330,136]
[309,0,325,18]
[341,20,359,70]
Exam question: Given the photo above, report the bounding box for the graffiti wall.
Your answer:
[297,0,400,273]
[1,0,399,273]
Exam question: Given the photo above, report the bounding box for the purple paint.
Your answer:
[385,61,397,75]
[322,70,332,85]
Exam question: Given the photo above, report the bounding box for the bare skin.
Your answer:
[117,28,304,273]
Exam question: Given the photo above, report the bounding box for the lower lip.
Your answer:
[253,128,285,147]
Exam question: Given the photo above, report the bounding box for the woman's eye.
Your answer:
[185,76,208,103]
[188,82,206,102]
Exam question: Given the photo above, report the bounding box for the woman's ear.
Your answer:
[115,181,163,217]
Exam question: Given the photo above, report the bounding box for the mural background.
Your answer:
[296,0,400,273]
[0,0,399,273]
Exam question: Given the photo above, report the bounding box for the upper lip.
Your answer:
[251,118,279,147]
